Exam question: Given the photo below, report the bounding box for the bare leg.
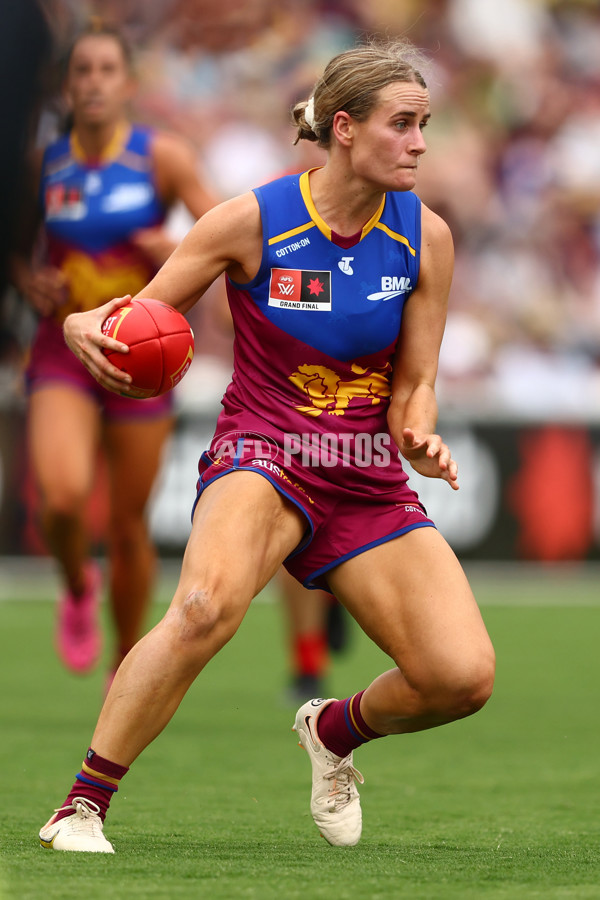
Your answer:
[279,566,328,638]
[91,472,306,765]
[103,415,173,671]
[328,527,495,735]
[27,385,100,593]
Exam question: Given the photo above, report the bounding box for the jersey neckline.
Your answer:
[299,168,386,246]
[70,122,132,168]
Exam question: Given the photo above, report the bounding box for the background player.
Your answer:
[278,567,347,702]
[11,20,218,685]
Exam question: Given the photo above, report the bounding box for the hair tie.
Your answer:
[305,96,316,131]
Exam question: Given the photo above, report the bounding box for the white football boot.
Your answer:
[293,698,364,847]
[39,797,114,853]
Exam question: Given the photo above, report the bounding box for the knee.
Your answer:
[108,515,149,553]
[436,651,496,720]
[165,588,233,649]
[43,485,86,519]
[398,648,495,724]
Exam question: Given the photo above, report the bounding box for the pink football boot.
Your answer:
[56,562,102,673]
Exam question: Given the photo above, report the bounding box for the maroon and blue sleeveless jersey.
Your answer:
[214,169,422,490]
[40,124,166,322]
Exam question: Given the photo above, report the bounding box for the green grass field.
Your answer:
[0,561,599,899]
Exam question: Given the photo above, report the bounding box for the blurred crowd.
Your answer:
[2,0,600,419]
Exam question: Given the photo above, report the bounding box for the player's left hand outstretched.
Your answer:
[63,295,133,393]
[400,427,459,490]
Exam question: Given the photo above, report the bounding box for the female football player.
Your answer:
[39,36,495,853]
[12,20,218,685]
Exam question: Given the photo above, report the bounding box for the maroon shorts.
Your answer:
[26,317,173,421]
[194,426,435,591]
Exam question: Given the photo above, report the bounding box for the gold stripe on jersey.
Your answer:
[70,122,131,165]
[374,221,417,256]
[299,169,331,239]
[360,196,386,238]
[299,169,391,244]
[268,219,316,246]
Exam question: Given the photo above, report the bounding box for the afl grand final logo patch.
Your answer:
[268,268,332,311]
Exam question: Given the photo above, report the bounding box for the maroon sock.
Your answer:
[317,690,385,758]
[55,748,129,823]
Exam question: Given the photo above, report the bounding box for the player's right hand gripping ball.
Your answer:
[102,298,194,398]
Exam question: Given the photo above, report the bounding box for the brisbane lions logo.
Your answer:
[288,362,392,416]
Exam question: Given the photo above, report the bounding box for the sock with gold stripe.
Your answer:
[316,690,384,758]
[54,748,129,823]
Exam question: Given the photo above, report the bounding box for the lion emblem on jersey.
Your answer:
[289,362,392,416]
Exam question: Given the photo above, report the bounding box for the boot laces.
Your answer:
[53,797,102,820]
[324,755,364,811]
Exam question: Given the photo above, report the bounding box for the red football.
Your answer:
[101,299,194,398]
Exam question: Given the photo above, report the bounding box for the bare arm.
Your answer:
[63,191,262,393]
[387,203,458,489]
[131,131,221,266]
[151,131,219,219]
